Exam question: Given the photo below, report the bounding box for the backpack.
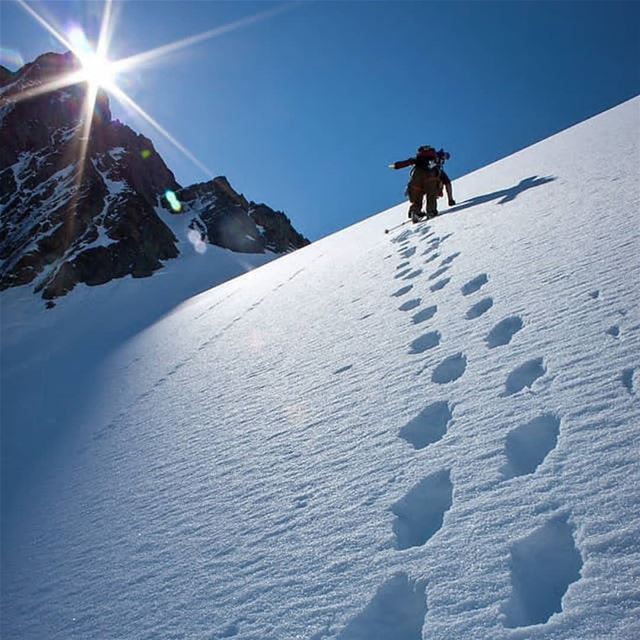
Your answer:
[417,146,451,167]
[417,145,439,170]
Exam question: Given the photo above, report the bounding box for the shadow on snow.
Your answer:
[445,175,557,216]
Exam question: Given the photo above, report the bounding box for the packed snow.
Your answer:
[1,97,639,640]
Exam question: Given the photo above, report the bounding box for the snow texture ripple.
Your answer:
[2,98,640,640]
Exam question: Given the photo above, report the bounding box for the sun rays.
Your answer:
[110,3,295,74]
[8,0,295,182]
[68,25,117,92]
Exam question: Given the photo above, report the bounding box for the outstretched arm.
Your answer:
[389,158,416,170]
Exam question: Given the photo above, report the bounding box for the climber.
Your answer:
[389,146,456,222]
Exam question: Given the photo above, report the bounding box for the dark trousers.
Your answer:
[408,178,440,217]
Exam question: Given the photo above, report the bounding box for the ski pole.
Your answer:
[384,219,411,235]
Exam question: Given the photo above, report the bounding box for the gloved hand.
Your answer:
[388,163,396,169]
[448,199,456,206]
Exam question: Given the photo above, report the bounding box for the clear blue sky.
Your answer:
[2,1,639,240]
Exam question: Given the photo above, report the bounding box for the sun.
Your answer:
[79,51,116,90]
[12,0,296,180]
[67,25,116,90]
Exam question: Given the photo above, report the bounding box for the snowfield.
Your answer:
[1,97,639,639]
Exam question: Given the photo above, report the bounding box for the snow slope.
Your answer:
[1,97,639,640]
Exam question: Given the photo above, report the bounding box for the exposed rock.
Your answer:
[177,176,309,254]
[0,52,309,302]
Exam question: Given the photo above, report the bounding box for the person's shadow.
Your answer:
[445,175,557,215]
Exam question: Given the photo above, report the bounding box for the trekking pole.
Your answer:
[384,219,411,235]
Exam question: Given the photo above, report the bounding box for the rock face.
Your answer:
[0,52,309,301]
[177,177,309,255]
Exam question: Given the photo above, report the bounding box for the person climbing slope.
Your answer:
[389,146,456,222]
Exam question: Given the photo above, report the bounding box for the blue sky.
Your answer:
[2,0,639,240]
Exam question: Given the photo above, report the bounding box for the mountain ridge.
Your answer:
[0,51,309,305]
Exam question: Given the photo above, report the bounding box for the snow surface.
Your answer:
[1,97,640,640]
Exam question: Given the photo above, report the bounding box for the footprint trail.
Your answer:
[503,358,546,395]
[399,401,453,450]
[486,316,523,348]
[391,470,453,550]
[461,273,489,296]
[502,515,583,628]
[337,573,427,640]
[501,414,561,479]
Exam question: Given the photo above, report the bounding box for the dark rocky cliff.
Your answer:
[0,52,309,302]
[177,177,309,255]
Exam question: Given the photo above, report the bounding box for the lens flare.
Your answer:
[165,190,182,212]
[14,0,300,182]
[67,25,93,56]
[187,229,207,254]
[0,47,25,70]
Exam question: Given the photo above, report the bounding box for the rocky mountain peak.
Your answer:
[0,52,309,305]
[174,176,309,255]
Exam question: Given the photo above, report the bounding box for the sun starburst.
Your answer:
[68,25,117,91]
[8,0,296,181]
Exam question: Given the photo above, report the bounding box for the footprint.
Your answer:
[461,273,488,296]
[397,261,410,270]
[400,247,417,259]
[391,470,452,550]
[409,330,441,354]
[432,353,467,384]
[395,269,412,279]
[502,515,583,628]
[606,325,620,338]
[503,358,546,396]
[412,305,437,324]
[334,365,353,375]
[424,252,440,264]
[399,401,452,450]
[430,277,451,292]
[465,297,493,320]
[404,269,423,280]
[294,493,311,508]
[428,266,450,281]
[392,285,413,297]
[500,414,561,479]
[486,316,523,348]
[588,290,600,299]
[336,573,427,640]
[399,298,421,312]
[440,252,461,266]
[215,623,240,638]
[621,368,636,394]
